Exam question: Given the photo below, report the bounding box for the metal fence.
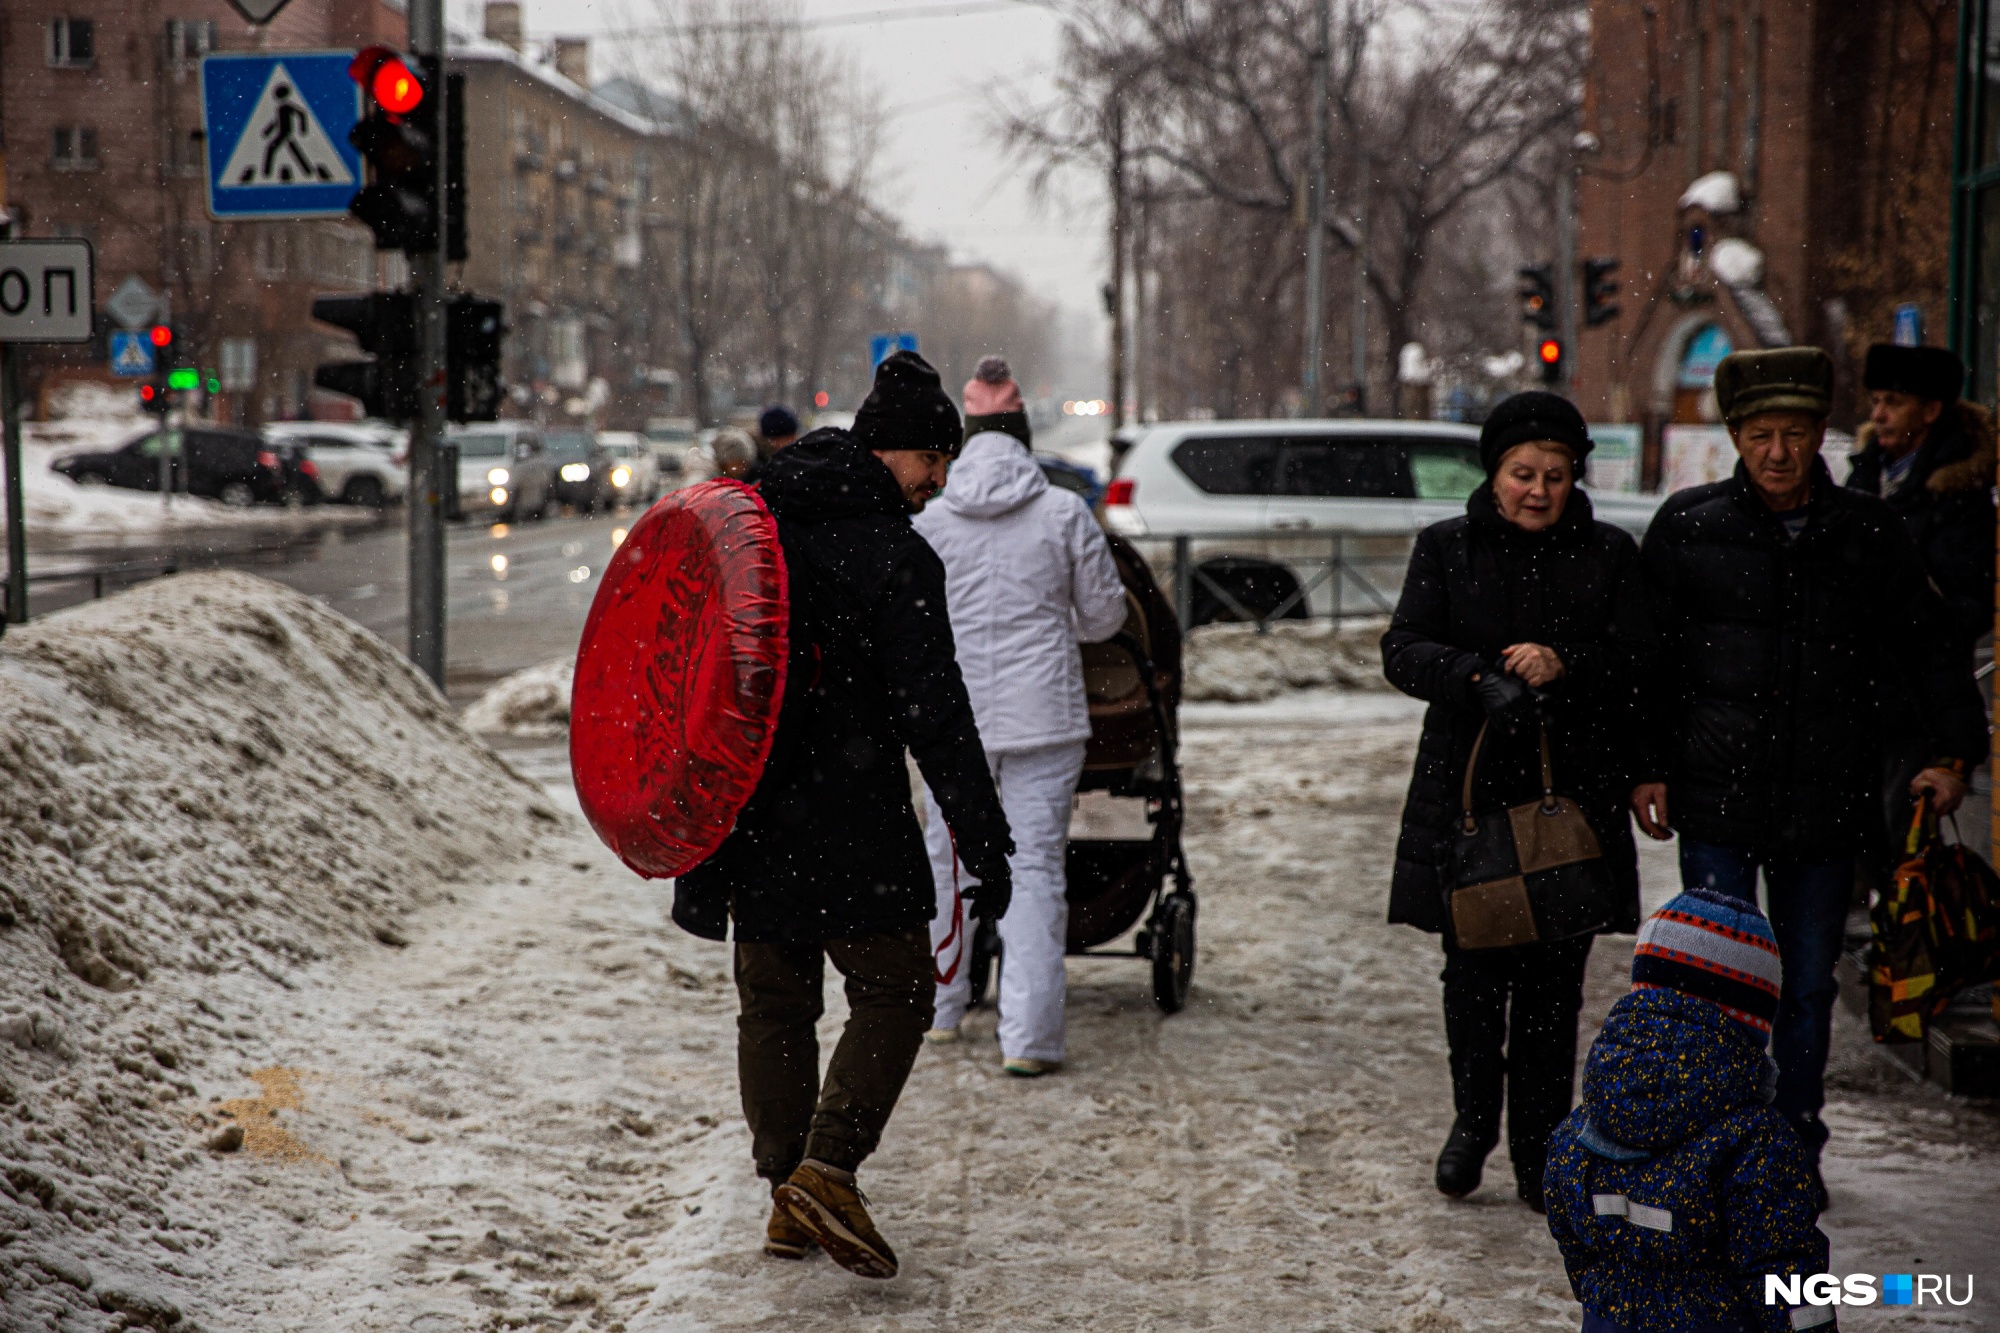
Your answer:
[1119,530,1417,632]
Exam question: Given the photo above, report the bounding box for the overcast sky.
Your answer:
[452,0,1105,323]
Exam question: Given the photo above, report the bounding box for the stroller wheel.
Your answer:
[967,918,1001,1009]
[1150,892,1196,1014]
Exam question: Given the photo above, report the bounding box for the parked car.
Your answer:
[596,430,662,505]
[263,421,407,507]
[53,425,312,506]
[543,428,616,512]
[1101,419,1662,625]
[1034,453,1105,507]
[446,422,557,522]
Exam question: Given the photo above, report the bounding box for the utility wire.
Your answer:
[545,0,1039,41]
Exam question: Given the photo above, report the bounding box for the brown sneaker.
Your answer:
[764,1197,815,1260]
[774,1161,898,1279]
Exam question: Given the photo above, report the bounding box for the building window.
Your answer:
[47,18,94,68]
[255,227,290,279]
[166,18,217,64]
[51,127,99,171]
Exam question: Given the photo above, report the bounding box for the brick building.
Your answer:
[0,0,407,421]
[1574,0,1960,484]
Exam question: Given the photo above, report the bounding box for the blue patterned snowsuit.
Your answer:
[1544,988,1833,1333]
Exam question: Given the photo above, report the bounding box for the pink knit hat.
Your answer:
[963,356,1024,416]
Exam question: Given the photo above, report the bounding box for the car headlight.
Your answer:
[490,487,509,505]
[487,467,510,486]
[560,463,590,482]
[611,466,632,487]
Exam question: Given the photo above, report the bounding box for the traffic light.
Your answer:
[1583,257,1621,326]
[1518,265,1556,330]
[345,49,466,260]
[312,291,418,420]
[1537,337,1564,386]
[447,296,505,423]
[139,324,176,413]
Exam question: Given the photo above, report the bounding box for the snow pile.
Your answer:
[462,655,574,737]
[0,571,564,1330]
[1678,170,1742,215]
[1708,236,1766,287]
[1182,618,1392,702]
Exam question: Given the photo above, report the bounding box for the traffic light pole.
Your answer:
[408,0,448,687]
[1556,145,1578,394]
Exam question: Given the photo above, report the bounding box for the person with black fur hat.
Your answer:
[1634,346,1987,1206]
[1382,390,1654,1212]
[1846,343,1995,652]
[674,349,1014,1280]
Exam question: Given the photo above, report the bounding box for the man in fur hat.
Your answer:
[1845,343,1996,864]
[1846,343,1996,652]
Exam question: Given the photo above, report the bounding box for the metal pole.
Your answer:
[1,343,24,627]
[1301,0,1330,417]
[1556,146,1578,394]
[1108,94,1127,432]
[408,0,448,686]
[1172,534,1191,630]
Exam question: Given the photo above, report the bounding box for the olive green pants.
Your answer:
[733,927,934,1184]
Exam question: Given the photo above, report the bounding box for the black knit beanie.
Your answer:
[853,351,963,454]
[1478,391,1593,475]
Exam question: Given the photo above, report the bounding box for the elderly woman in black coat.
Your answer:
[1381,392,1652,1212]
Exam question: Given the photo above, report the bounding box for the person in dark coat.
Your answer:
[674,351,1015,1280]
[1383,391,1653,1212]
[1843,343,1995,846]
[1545,889,1832,1333]
[1632,346,1987,1206]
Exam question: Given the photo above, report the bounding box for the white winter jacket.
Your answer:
[913,432,1129,753]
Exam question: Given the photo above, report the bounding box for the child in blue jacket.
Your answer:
[1544,888,1834,1333]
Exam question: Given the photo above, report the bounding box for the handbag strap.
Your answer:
[1460,715,1558,831]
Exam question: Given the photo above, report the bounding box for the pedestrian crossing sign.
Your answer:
[109,331,155,378]
[201,52,362,219]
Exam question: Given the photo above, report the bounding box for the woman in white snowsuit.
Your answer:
[913,357,1128,1075]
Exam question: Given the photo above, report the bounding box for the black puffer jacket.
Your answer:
[1641,457,1987,858]
[673,428,1012,944]
[1843,400,1997,651]
[1382,487,1651,934]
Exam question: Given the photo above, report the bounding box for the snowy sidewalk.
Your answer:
[64,691,2000,1331]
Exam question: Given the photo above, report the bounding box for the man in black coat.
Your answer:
[1844,343,1995,844]
[1632,347,1987,1201]
[675,351,1014,1279]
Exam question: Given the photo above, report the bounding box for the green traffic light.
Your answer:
[167,368,199,390]
[207,378,221,394]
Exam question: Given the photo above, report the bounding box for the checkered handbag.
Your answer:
[1447,719,1617,950]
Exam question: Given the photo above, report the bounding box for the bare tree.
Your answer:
[1003,0,1584,416]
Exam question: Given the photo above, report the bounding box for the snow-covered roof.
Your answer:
[1678,171,1742,215]
[447,27,659,139]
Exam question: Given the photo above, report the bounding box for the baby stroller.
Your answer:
[966,533,1197,1013]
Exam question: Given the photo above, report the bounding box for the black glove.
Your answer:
[964,864,1013,923]
[1472,670,1538,737]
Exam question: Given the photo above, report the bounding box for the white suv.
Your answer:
[262,421,407,507]
[1101,420,1660,624]
[1105,420,1659,537]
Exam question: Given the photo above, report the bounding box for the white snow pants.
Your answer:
[925,740,1087,1063]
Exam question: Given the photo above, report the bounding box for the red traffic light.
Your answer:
[139,384,156,402]
[149,324,172,347]
[351,46,424,116]
[1538,339,1562,365]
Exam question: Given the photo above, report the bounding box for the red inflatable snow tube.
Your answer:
[569,480,789,879]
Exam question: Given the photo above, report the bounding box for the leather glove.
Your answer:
[1472,670,1538,737]
[964,864,1013,923]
